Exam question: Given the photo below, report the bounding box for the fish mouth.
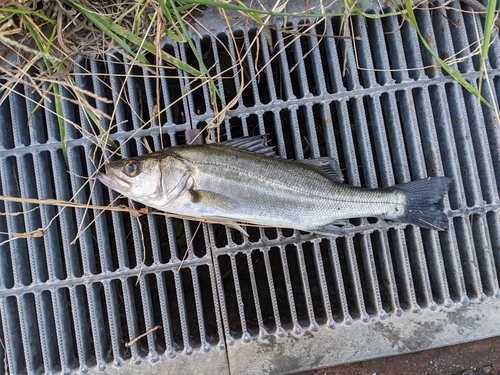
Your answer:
[97,172,131,193]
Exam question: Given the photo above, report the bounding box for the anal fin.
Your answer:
[309,224,349,237]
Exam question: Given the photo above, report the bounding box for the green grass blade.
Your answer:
[167,0,223,108]
[65,0,207,79]
[172,0,344,18]
[478,0,497,96]
[25,14,117,155]
[235,0,265,23]
[0,7,56,24]
[52,83,69,165]
[404,0,492,109]
[24,18,69,165]
[63,1,151,65]
[64,76,119,150]
[157,0,186,42]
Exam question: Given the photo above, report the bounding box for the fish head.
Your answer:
[97,153,192,209]
[97,156,163,203]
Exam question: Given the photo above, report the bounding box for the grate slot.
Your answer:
[444,83,483,207]
[430,1,459,74]
[245,250,269,337]
[211,33,239,112]
[55,288,79,372]
[35,149,65,280]
[461,4,489,72]
[243,29,266,107]
[105,280,129,365]
[310,240,335,327]
[404,227,434,309]
[327,239,352,323]
[106,53,134,133]
[279,24,302,101]
[17,294,41,374]
[387,229,419,312]
[453,216,483,299]
[201,240,225,350]
[0,91,14,150]
[2,297,25,374]
[33,292,53,373]
[342,236,371,320]
[353,16,380,89]
[486,211,500,294]
[184,38,210,117]
[264,247,291,331]
[229,32,254,109]
[190,265,209,350]
[446,3,476,74]
[0,189,12,290]
[230,253,250,339]
[139,276,159,357]
[335,27,363,186]
[471,215,499,296]
[284,244,310,328]
[216,254,240,343]
[370,231,402,315]
[414,8,440,78]
[90,282,111,365]
[121,278,145,363]
[300,242,326,326]
[235,252,259,336]
[486,77,500,189]
[427,84,465,207]
[39,290,60,372]
[162,45,188,127]
[357,233,387,317]
[172,268,192,353]
[259,247,284,336]
[1,156,31,287]
[462,85,499,205]
[155,271,175,357]
[121,277,144,360]
[164,273,183,353]
[381,13,411,83]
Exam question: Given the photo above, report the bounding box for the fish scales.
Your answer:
[174,145,403,229]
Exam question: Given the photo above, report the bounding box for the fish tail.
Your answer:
[394,177,452,230]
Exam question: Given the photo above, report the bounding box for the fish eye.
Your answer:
[123,160,141,177]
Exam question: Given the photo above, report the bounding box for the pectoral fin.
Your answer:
[190,189,239,211]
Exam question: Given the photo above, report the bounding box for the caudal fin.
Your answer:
[394,177,452,230]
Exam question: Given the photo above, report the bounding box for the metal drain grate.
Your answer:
[1,1,500,374]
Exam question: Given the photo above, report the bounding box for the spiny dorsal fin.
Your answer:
[218,135,277,157]
[297,157,345,183]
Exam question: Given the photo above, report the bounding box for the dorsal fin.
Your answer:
[297,157,345,183]
[217,136,277,157]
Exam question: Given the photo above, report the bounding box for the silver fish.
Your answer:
[97,136,451,235]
